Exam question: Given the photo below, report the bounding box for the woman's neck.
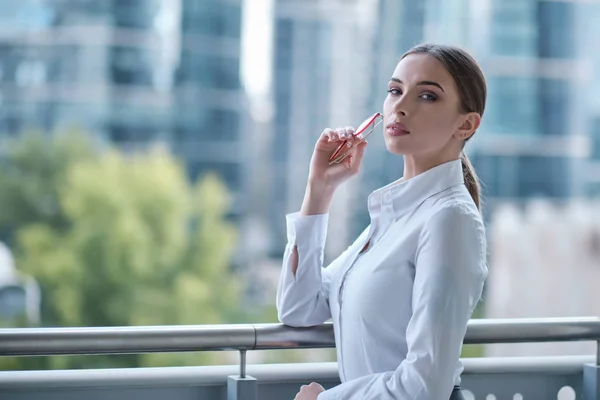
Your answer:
[402,153,460,180]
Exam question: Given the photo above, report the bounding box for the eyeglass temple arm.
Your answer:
[329,117,383,165]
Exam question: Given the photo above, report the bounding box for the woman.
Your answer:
[277,43,488,400]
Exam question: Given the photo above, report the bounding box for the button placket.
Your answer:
[336,206,378,382]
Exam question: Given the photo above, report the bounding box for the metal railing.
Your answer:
[3,317,600,354]
[1,317,599,373]
[0,317,599,400]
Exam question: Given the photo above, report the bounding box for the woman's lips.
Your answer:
[386,122,410,136]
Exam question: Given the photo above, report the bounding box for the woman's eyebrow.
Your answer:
[389,77,445,93]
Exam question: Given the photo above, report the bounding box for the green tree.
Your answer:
[0,129,95,244]
[0,132,243,370]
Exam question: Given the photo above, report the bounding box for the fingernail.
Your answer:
[346,142,352,147]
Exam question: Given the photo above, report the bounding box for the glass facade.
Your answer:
[474,0,582,201]
[536,0,576,59]
[484,76,539,136]
[181,1,241,38]
[587,2,600,169]
[174,0,244,195]
[351,0,597,233]
[0,0,246,212]
[269,6,335,256]
[489,0,537,57]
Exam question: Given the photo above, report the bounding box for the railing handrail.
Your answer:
[0,356,595,389]
[0,317,599,357]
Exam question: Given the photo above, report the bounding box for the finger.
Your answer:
[337,127,354,141]
[334,127,347,140]
[319,128,335,143]
[349,141,368,172]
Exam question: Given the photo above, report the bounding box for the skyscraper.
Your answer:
[580,1,600,196]
[173,0,247,207]
[0,0,248,214]
[466,0,589,203]
[353,0,600,236]
[268,0,377,259]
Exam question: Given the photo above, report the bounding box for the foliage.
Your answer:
[0,132,242,370]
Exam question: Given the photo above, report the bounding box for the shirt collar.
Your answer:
[367,159,465,220]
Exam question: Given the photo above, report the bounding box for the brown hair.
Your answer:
[401,44,487,210]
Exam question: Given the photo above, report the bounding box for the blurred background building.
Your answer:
[1,0,600,363]
[4,0,598,256]
[468,0,591,203]
[354,0,600,235]
[0,0,247,215]
[267,0,377,259]
[174,0,247,211]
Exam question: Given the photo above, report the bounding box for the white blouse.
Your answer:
[276,159,488,400]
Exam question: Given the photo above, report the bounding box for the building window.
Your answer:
[538,78,570,136]
[491,0,536,57]
[15,60,46,87]
[111,47,154,86]
[174,109,239,141]
[189,161,241,189]
[592,117,600,160]
[537,1,575,59]
[177,54,240,90]
[181,4,241,38]
[517,155,571,198]
[113,0,161,29]
[108,122,161,143]
[485,77,539,135]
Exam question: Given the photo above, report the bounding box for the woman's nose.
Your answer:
[393,96,409,117]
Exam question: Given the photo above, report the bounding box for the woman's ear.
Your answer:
[454,112,481,140]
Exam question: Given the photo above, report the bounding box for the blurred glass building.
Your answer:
[174,0,247,203]
[583,2,600,195]
[269,0,330,256]
[466,0,591,203]
[268,0,377,258]
[352,0,600,236]
[0,0,247,213]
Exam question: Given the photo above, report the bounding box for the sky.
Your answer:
[240,0,274,101]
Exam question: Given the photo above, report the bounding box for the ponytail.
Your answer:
[460,152,481,210]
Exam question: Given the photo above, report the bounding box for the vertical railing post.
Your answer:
[582,341,600,400]
[227,350,257,400]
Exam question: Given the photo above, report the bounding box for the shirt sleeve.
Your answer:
[317,204,488,400]
[276,212,349,327]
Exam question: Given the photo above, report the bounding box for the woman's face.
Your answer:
[382,53,468,157]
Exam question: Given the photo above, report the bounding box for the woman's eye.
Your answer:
[420,93,437,101]
[387,88,401,96]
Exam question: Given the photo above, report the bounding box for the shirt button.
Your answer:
[384,192,392,202]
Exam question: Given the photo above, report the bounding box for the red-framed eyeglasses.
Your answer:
[329,112,383,165]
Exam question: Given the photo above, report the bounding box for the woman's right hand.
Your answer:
[300,127,368,216]
[308,126,368,189]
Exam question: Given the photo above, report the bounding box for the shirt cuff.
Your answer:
[286,212,329,248]
[317,389,339,400]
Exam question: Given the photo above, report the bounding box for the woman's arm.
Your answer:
[317,204,488,399]
[277,126,367,327]
[276,211,332,327]
[276,212,369,327]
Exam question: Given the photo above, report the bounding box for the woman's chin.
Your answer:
[384,140,411,156]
